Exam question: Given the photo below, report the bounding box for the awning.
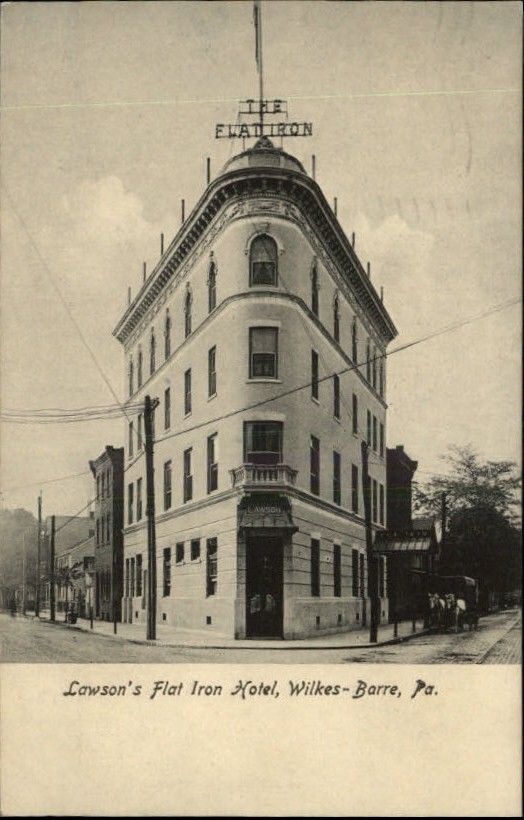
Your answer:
[237,494,298,535]
[374,534,434,554]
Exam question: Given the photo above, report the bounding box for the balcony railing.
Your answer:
[230,463,298,490]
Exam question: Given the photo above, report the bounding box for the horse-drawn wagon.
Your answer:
[427,575,479,633]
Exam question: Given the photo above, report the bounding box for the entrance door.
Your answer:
[246,537,283,638]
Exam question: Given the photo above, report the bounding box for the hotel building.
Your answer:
[114,137,397,639]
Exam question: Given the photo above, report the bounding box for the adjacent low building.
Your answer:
[89,446,124,622]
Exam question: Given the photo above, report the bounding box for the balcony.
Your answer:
[230,463,298,491]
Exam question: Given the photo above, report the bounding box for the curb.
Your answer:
[32,614,430,651]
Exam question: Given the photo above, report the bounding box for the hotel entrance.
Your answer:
[245,537,283,638]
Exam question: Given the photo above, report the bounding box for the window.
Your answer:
[351,318,358,363]
[164,310,171,360]
[333,544,341,597]
[333,294,340,342]
[310,435,320,495]
[372,347,377,389]
[352,393,358,434]
[96,519,100,547]
[207,434,218,493]
[184,289,192,338]
[130,558,135,597]
[333,451,341,505]
[208,346,216,397]
[128,422,134,457]
[137,413,143,450]
[244,421,282,465]
[311,539,320,597]
[136,554,142,597]
[128,357,134,397]
[351,464,359,513]
[106,513,111,542]
[163,548,171,596]
[137,347,143,388]
[311,263,319,316]
[333,374,340,419]
[183,448,192,502]
[176,542,184,564]
[128,483,134,525]
[137,477,143,521]
[96,475,100,500]
[184,369,192,415]
[206,538,218,596]
[379,484,384,525]
[379,359,384,398]
[249,327,278,378]
[352,549,359,596]
[359,553,365,597]
[125,559,129,596]
[311,350,319,400]
[366,339,371,382]
[373,415,377,451]
[208,260,217,312]
[190,539,201,561]
[249,234,277,286]
[164,387,171,430]
[367,410,372,446]
[150,329,156,376]
[163,460,172,510]
[372,478,378,523]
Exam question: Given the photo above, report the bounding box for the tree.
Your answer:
[414,446,522,606]
[0,509,38,602]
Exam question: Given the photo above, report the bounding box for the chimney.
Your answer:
[143,262,147,283]
[127,286,131,306]
[351,232,355,248]
[181,199,185,224]
[333,197,338,217]
[160,233,164,255]
[367,262,371,278]
[311,155,316,180]
[380,286,384,302]
[206,157,211,186]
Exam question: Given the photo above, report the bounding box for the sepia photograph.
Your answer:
[0,1,521,813]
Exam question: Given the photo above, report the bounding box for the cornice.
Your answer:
[113,166,398,345]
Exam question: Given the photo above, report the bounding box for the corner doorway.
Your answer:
[245,537,283,638]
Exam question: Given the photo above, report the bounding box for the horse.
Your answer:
[427,593,445,630]
[444,593,468,633]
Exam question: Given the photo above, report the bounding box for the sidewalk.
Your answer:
[28,610,427,650]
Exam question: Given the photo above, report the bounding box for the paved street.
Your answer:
[0,608,520,663]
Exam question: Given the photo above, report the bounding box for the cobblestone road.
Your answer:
[1,608,520,663]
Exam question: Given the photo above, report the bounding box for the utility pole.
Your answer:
[144,395,159,640]
[35,492,42,617]
[361,440,379,643]
[49,515,56,622]
[22,533,27,616]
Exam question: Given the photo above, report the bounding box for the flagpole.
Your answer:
[254,0,264,131]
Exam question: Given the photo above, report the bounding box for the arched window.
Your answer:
[311,263,319,316]
[164,310,171,360]
[208,259,217,312]
[128,356,134,397]
[137,346,143,388]
[333,293,340,342]
[184,289,192,338]
[249,234,278,286]
[366,339,371,382]
[150,328,156,376]
[351,318,358,362]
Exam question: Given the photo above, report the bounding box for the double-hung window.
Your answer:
[164,387,171,430]
[244,421,282,465]
[351,464,359,513]
[208,346,217,397]
[310,436,320,496]
[184,369,192,415]
[333,374,340,419]
[183,448,193,503]
[163,460,172,511]
[206,538,218,596]
[207,434,218,493]
[333,451,341,505]
[311,350,319,400]
[249,327,278,378]
[311,539,320,597]
[163,548,171,597]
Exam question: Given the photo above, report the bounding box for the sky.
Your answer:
[0,0,521,518]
